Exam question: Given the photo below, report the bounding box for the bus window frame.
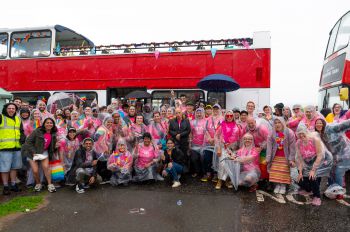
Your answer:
[333,12,350,53]
[12,92,51,106]
[53,91,98,106]
[0,32,8,59]
[325,11,350,59]
[207,91,226,109]
[10,29,52,59]
[151,90,205,105]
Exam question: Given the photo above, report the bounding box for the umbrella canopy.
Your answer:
[125,90,152,99]
[47,92,74,111]
[197,74,240,92]
[223,159,240,190]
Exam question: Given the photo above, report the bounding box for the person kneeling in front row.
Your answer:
[161,138,186,188]
[67,138,102,193]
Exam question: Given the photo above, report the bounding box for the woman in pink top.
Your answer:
[295,123,333,206]
[148,112,167,147]
[133,133,159,182]
[107,138,133,186]
[215,110,242,190]
[127,114,149,149]
[189,108,207,178]
[234,133,260,191]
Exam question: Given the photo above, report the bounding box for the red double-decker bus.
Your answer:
[319,11,350,109]
[0,25,270,109]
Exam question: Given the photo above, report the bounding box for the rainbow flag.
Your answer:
[33,119,40,129]
[56,119,66,128]
[50,160,64,181]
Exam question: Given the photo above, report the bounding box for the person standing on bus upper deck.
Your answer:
[0,103,25,195]
[246,101,256,118]
[36,100,54,121]
[185,101,195,121]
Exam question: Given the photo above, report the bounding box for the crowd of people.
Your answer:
[1,94,350,207]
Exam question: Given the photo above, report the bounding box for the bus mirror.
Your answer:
[339,87,349,101]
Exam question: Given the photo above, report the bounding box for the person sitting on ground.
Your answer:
[68,138,101,194]
[161,138,186,188]
[107,138,133,187]
[233,133,260,191]
[133,133,160,183]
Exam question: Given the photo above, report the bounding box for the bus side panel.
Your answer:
[0,61,8,88]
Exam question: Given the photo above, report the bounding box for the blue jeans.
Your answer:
[329,159,350,186]
[166,162,183,181]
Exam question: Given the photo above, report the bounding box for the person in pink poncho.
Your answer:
[127,114,149,149]
[36,100,54,121]
[111,111,128,144]
[246,116,270,184]
[94,116,114,182]
[189,108,208,178]
[23,109,42,137]
[148,112,167,148]
[107,138,133,186]
[215,110,242,190]
[58,127,80,184]
[288,105,319,132]
[133,133,160,182]
[81,107,101,139]
[233,133,260,191]
[200,105,223,182]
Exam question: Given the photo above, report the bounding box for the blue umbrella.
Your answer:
[197,74,240,92]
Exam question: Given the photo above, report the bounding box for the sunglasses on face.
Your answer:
[226,115,234,118]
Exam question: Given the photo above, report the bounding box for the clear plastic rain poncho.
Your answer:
[190,108,207,154]
[295,123,333,178]
[107,138,133,186]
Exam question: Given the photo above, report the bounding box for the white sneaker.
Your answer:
[34,184,42,192]
[279,184,286,195]
[47,184,56,193]
[274,184,281,194]
[76,184,85,194]
[156,174,164,181]
[172,181,181,188]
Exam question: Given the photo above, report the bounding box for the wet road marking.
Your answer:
[256,190,286,204]
[256,191,264,202]
[285,194,304,205]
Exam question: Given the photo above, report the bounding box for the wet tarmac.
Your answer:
[3,177,350,232]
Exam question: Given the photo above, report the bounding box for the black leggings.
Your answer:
[298,177,321,198]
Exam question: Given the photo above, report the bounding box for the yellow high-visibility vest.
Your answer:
[0,115,21,150]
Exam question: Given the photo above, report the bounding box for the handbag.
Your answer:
[50,159,65,182]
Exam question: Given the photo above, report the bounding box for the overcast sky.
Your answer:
[1,0,350,107]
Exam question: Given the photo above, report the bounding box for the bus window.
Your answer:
[54,91,98,107]
[10,30,51,58]
[334,13,350,52]
[325,21,340,58]
[151,91,172,109]
[0,33,8,59]
[176,90,205,104]
[208,92,226,109]
[12,92,51,107]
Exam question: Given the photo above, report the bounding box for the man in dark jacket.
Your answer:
[68,138,101,193]
[0,103,25,195]
[168,108,191,169]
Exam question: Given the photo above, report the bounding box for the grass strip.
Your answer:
[0,194,45,217]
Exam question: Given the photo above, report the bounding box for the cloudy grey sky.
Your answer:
[1,0,349,106]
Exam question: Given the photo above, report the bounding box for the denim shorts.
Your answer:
[0,150,23,172]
